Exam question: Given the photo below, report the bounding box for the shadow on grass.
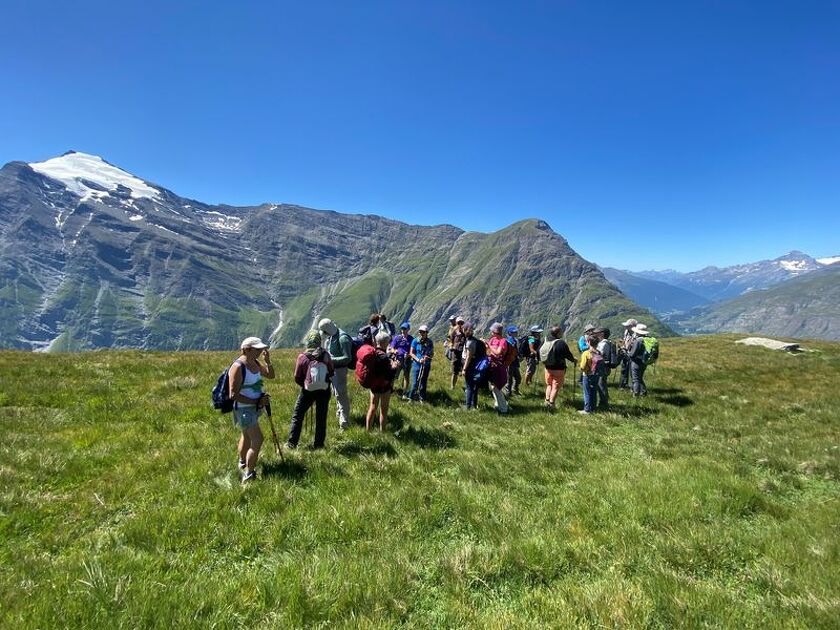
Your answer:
[647,387,686,395]
[261,458,309,480]
[657,394,694,407]
[424,389,456,405]
[395,424,457,450]
[334,440,398,458]
[604,402,660,419]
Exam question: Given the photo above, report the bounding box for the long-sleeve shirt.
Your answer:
[325,330,353,368]
[294,349,335,387]
[627,338,647,364]
[543,338,576,370]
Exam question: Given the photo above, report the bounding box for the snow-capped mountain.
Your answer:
[816,256,840,267]
[0,151,668,351]
[635,251,830,302]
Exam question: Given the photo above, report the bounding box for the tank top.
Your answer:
[237,364,263,405]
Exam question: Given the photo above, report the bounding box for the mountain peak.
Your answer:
[28,152,159,201]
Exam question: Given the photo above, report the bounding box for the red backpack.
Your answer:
[355,345,389,390]
[502,339,518,367]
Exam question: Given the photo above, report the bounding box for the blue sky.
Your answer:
[1,1,838,271]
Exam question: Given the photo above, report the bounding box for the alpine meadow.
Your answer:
[1,335,838,627]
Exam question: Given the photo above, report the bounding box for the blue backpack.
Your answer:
[211,360,243,413]
[471,357,491,385]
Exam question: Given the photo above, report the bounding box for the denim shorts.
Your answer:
[233,405,261,430]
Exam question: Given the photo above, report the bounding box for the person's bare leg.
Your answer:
[244,424,263,473]
[238,432,251,463]
[379,392,391,431]
[366,392,377,431]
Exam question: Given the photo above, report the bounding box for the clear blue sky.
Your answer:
[1,1,838,271]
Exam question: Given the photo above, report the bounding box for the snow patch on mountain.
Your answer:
[29,152,160,201]
[817,256,840,266]
[195,209,242,232]
[779,260,809,272]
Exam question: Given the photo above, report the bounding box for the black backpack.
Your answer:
[604,340,622,369]
[211,360,243,413]
[517,336,532,358]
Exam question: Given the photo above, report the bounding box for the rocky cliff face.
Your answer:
[0,152,670,350]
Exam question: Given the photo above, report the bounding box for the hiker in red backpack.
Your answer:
[364,331,400,431]
[287,331,334,449]
[486,322,510,415]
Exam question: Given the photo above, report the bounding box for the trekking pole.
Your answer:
[264,401,284,462]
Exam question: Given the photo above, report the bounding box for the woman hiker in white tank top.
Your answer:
[228,336,276,483]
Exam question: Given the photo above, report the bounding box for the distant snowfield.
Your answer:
[778,260,809,272]
[817,256,840,266]
[29,152,160,201]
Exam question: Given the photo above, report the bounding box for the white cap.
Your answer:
[241,336,268,350]
[418,325,429,332]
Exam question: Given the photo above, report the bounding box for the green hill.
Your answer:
[1,336,838,626]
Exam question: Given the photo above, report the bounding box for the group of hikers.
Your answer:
[216,313,659,483]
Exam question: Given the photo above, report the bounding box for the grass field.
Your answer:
[1,335,838,627]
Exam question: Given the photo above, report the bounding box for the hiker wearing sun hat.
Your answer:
[627,325,650,397]
[578,323,597,353]
[229,337,276,483]
[318,318,353,431]
[618,318,639,389]
[486,322,510,414]
[523,325,543,389]
[287,331,335,449]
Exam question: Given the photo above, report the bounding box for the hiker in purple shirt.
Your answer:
[388,322,414,394]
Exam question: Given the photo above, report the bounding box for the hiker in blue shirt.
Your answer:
[406,325,434,402]
[504,325,522,397]
[578,323,596,353]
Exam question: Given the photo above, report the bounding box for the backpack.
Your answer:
[355,345,388,390]
[304,355,329,391]
[603,340,621,369]
[539,339,557,364]
[589,351,604,376]
[471,356,491,385]
[358,325,376,346]
[517,336,531,358]
[642,337,660,365]
[343,332,363,370]
[502,339,518,367]
[211,359,244,413]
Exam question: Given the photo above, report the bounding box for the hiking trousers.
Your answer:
[582,374,598,413]
[464,369,480,408]
[596,371,609,410]
[630,361,647,396]
[332,367,352,429]
[490,384,509,413]
[288,388,331,448]
[505,363,521,396]
[409,361,430,401]
[619,355,631,388]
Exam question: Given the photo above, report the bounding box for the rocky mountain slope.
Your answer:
[674,264,840,340]
[600,267,710,315]
[0,152,670,351]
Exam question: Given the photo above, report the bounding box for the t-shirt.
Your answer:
[390,333,413,359]
[488,336,508,365]
[411,337,434,363]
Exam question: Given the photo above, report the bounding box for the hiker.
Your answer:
[388,322,414,393]
[287,331,334,449]
[539,325,576,409]
[448,317,466,389]
[578,323,596,353]
[618,318,638,389]
[406,325,434,402]
[379,313,396,337]
[365,331,400,431]
[318,318,353,431]
[578,336,600,415]
[359,313,380,346]
[627,325,650,397]
[504,325,522,397]
[460,322,486,410]
[486,322,510,414]
[522,326,543,389]
[229,336,276,483]
[590,327,612,411]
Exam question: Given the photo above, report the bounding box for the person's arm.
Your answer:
[293,354,307,387]
[462,347,473,374]
[560,341,576,365]
[330,334,351,367]
[228,362,243,401]
[325,354,335,379]
[258,350,275,379]
[579,351,590,374]
[427,340,434,361]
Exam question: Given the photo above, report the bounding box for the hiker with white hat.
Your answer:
[618,318,639,389]
[578,323,597,353]
[406,325,434,402]
[627,325,651,397]
[317,318,353,431]
[229,336,276,483]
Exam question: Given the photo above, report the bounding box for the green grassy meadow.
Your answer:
[1,335,838,627]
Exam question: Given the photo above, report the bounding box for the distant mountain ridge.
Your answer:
[0,151,670,351]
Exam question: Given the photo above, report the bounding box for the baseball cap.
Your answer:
[241,336,268,350]
[418,325,429,332]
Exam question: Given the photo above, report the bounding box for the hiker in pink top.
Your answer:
[486,322,510,415]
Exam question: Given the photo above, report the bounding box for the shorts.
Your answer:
[451,356,464,374]
[525,356,539,376]
[371,382,393,395]
[233,404,262,430]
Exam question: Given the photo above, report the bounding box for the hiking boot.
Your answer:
[242,470,257,483]
[578,409,592,415]
[513,389,521,396]
[238,458,246,470]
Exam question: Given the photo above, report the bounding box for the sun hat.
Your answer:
[241,336,268,350]
[490,322,503,334]
[456,316,465,324]
[529,325,543,333]
[634,323,648,331]
[418,325,429,332]
[318,318,338,336]
[506,325,519,334]
[448,315,456,322]
[583,323,596,333]
[400,321,410,330]
[305,331,322,348]
[632,326,650,336]
[621,318,638,327]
